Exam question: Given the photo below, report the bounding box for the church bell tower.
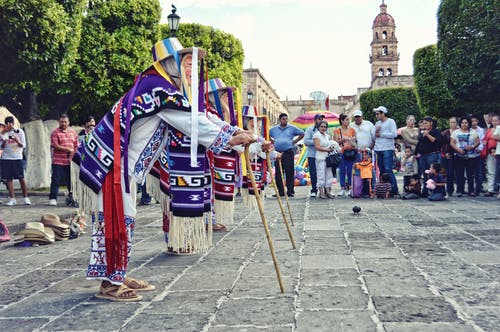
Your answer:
[369,1,399,82]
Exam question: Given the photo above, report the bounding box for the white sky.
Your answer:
[160,0,440,100]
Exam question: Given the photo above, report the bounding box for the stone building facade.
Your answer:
[243,68,287,125]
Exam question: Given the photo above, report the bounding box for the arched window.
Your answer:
[382,46,388,55]
[375,32,379,40]
[387,68,392,76]
[382,31,387,39]
[379,68,384,76]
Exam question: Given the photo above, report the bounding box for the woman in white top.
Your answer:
[313,121,339,198]
[450,116,480,197]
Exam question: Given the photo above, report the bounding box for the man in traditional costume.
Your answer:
[73,37,255,302]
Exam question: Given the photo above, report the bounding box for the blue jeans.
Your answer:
[375,150,398,194]
[308,157,317,193]
[429,192,445,201]
[442,156,455,195]
[49,164,71,200]
[339,154,354,189]
[421,152,441,196]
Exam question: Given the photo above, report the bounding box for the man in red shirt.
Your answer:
[49,114,79,206]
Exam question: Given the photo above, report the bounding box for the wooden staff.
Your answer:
[266,152,296,249]
[244,145,284,293]
[277,159,295,226]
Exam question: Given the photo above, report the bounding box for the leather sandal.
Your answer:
[124,277,155,291]
[95,284,143,302]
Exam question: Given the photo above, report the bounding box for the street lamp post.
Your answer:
[247,90,253,106]
[167,5,180,37]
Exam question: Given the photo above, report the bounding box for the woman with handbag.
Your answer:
[334,114,357,196]
[313,120,338,198]
[450,116,480,197]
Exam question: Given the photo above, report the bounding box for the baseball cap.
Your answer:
[314,114,325,120]
[373,106,388,114]
[352,110,363,117]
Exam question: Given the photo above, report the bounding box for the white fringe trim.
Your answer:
[145,174,169,211]
[168,215,209,253]
[205,212,213,247]
[242,190,258,210]
[213,200,235,224]
[71,163,99,215]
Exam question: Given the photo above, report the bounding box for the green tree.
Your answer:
[161,23,245,95]
[438,0,500,115]
[413,44,455,119]
[71,0,161,122]
[359,87,421,128]
[0,0,85,122]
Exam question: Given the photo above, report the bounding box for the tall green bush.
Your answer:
[359,87,421,127]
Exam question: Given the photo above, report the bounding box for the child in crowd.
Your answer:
[354,148,374,198]
[425,163,446,201]
[403,174,421,199]
[393,143,403,172]
[402,146,418,189]
[375,173,392,199]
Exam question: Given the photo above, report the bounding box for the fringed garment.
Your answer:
[72,68,238,284]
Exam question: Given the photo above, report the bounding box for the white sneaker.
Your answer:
[24,197,32,205]
[6,198,16,206]
[310,192,317,198]
[48,199,57,206]
[337,190,345,197]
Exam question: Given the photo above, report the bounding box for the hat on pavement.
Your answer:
[314,114,325,120]
[352,110,363,117]
[14,222,55,245]
[41,213,70,241]
[373,106,388,114]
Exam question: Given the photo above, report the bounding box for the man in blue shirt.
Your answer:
[270,113,304,197]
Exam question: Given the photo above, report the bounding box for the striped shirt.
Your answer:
[375,182,391,199]
[51,127,78,165]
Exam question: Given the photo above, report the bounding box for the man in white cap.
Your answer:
[372,106,399,196]
[304,113,325,197]
[350,110,374,150]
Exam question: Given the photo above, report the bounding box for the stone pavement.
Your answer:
[0,187,499,331]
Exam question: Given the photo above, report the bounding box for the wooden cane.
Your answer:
[277,159,295,226]
[244,145,285,293]
[266,152,296,249]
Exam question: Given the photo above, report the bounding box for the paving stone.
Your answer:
[0,318,50,332]
[210,325,293,331]
[465,307,500,332]
[299,285,368,309]
[43,302,142,331]
[373,296,459,323]
[364,276,434,296]
[454,250,500,265]
[215,298,294,326]
[122,313,210,331]
[0,292,91,317]
[300,268,361,286]
[301,255,356,269]
[296,310,376,331]
[231,276,296,297]
[383,322,476,332]
[440,241,497,252]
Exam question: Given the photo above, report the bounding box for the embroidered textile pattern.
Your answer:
[86,212,135,283]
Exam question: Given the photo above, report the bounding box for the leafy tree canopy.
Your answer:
[413,44,455,119]
[437,0,499,115]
